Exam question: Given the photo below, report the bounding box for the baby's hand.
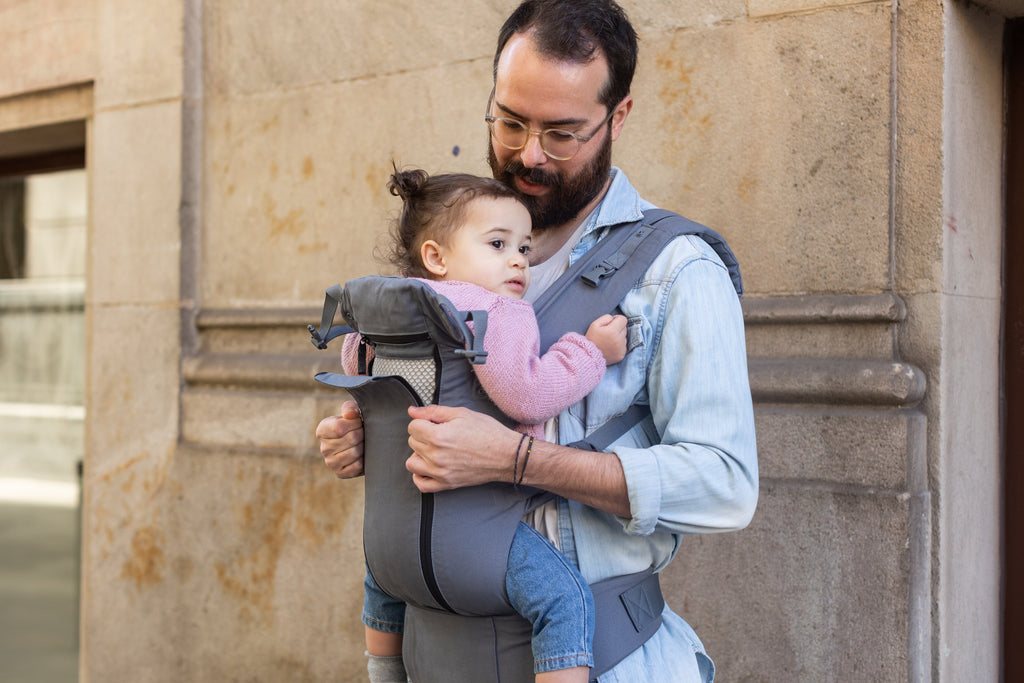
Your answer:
[585,314,628,365]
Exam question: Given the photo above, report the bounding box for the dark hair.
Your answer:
[493,0,638,111]
[385,165,525,278]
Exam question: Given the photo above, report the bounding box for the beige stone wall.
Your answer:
[1,0,1018,680]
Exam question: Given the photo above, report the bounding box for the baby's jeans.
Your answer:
[362,521,594,674]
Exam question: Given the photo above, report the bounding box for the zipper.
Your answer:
[419,492,453,612]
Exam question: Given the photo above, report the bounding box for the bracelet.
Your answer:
[512,432,528,485]
[516,436,534,487]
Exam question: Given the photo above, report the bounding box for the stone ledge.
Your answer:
[749,358,925,406]
[182,352,336,391]
[197,293,907,331]
[196,307,322,328]
[742,293,906,324]
[184,351,925,406]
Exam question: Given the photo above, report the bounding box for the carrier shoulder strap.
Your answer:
[533,208,742,451]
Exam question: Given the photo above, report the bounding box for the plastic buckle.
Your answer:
[582,261,616,287]
[308,324,328,350]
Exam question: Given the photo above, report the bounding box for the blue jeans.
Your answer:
[363,522,594,674]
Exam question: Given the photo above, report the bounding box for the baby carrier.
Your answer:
[310,209,742,682]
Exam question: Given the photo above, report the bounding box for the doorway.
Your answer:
[0,122,86,682]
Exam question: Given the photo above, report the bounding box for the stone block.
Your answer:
[630,0,746,33]
[937,291,1001,682]
[620,3,892,295]
[942,4,1004,300]
[664,483,912,681]
[202,60,492,308]
[90,101,182,305]
[94,0,184,109]
[754,405,912,489]
[181,388,323,453]
[892,0,945,294]
[82,443,368,682]
[0,0,95,96]
[203,0,506,97]
[85,305,180,462]
[744,321,894,359]
[748,0,869,17]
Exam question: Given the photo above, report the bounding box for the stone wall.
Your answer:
[0,0,1017,680]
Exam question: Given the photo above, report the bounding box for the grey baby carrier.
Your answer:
[310,209,742,682]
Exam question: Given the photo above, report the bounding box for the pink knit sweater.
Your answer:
[341,279,607,439]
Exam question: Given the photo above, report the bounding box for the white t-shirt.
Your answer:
[521,219,592,548]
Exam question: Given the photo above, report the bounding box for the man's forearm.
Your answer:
[516,439,631,518]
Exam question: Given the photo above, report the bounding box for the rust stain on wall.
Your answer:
[293,475,354,545]
[214,469,296,626]
[120,526,166,588]
[653,36,713,162]
[263,193,306,238]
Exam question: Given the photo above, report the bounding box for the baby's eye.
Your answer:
[489,239,505,250]
[518,244,531,255]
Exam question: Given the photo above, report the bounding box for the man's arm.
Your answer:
[405,404,630,518]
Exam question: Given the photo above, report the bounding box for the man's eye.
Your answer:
[499,119,526,132]
[545,129,577,142]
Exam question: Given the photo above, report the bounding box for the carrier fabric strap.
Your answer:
[401,570,664,682]
[535,208,742,452]
[589,570,664,677]
[309,283,354,349]
[533,208,742,353]
[566,403,656,453]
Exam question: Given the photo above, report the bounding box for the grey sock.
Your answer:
[366,652,408,683]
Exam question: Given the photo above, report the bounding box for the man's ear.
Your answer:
[610,94,633,142]
[420,240,447,277]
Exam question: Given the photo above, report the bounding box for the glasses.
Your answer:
[484,89,615,161]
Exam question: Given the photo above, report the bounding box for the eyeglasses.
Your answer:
[484,89,615,161]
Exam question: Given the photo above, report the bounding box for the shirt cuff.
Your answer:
[613,445,662,536]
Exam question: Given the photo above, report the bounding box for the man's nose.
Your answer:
[519,132,548,168]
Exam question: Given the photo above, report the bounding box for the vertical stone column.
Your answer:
[81,1,187,678]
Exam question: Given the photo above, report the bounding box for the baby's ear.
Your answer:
[420,240,447,277]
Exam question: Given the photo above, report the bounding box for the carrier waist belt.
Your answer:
[402,569,665,682]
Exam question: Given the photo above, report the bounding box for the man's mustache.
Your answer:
[503,161,558,188]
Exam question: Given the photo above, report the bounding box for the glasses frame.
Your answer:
[484,88,616,161]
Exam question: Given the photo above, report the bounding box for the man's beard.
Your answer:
[488,133,612,232]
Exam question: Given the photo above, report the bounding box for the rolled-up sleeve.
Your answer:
[614,243,758,537]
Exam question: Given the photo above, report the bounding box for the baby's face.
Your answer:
[439,197,533,299]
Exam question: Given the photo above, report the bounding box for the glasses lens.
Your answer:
[540,130,580,161]
[491,118,527,150]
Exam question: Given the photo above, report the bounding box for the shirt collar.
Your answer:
[569,167,655,264]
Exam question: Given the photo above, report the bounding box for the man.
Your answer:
[317,1,758,680]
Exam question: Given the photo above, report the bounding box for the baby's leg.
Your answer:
[506,522,594,683]
[363,570,408,682]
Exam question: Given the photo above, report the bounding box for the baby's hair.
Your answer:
[385,163,525,278]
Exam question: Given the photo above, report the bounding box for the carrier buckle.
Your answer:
[308,324,328,350]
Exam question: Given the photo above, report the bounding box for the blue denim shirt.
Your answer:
[551,169,758,681]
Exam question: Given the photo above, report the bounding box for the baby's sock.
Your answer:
[366,651,407,683]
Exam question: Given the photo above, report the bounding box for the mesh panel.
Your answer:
[373,356,436,404]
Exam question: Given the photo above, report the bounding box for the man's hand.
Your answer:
[315,400,365,478]
[405,405,521,493]
[586,313,628,365]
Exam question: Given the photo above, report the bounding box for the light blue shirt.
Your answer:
[551,168,758,682]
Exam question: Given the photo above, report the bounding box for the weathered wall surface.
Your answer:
[0,0,1015,680]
